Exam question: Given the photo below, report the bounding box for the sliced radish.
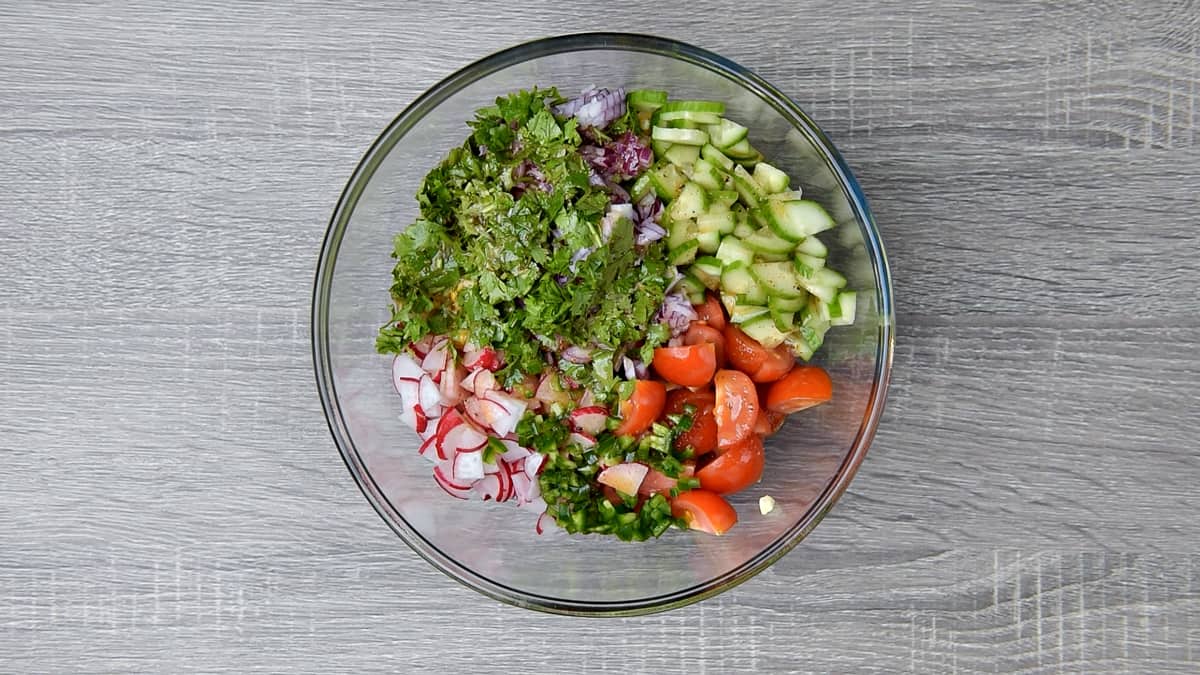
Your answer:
[510,472,532,504]
[441,419,488,455]
[568,432,596,449]
[421,338,449,375]
[433,464,472,500]
[481,391,527,437]
[472,369,497,396]
[578,388,596,408]
[536,511,552,534]
[439,361,466,406]
[494,465,513,502]
[473,474,502,501]
[524,452,545,479]
[434,410,465,459]
[418,375,443,417]
[569,406,609,436]
[413,405,429,434]
[453,450,485,482]
[410,335,436,358]
[395,378,420,408]
[418,435,440,463]
[597,463,649,496]
[462,396,509,434]
[392,354,425,388]
[463,346,503,372]
[534,373,572,408]
[499,441,530,463]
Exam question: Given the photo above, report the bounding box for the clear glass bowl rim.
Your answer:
[311,32,895,616]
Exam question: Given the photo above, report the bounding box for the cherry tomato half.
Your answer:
[652,343,717,387]
[664,388,717,455]
[697,434,764,494]
[670,489,738,535]
[765,365,833,414]
[713,369,759,447]
[614,379,667,436]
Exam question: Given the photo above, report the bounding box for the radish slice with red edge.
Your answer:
[410,335,436,358]
[439,361,466,406]
[569,406,609,436]
[473,474,502,501]
[441,419,488,455]
[421,338,449,375]
[568,432,596,449]
[524,453,545,479]
[463,346,502,372]
[536,511,552,534]
[480,391,527,437]
[413,405,429,434]
[510,472,532,504]
[453,450,485,482]
[462,396,508,434]
[433,465,472,500]
[498,440,529,463]
[418,436,439,463]
[392,354,425,387]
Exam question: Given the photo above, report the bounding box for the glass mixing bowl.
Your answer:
[312,33,894,616]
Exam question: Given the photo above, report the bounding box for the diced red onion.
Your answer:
[555,87,626,129]
[622,356,637,380]
[658,292,699,337]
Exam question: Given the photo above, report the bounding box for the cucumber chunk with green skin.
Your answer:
[755,251,792,263]
[701,144,735,171]
[752,162,790,193]
[792,253,827,279]
[697,203,735,235]
[795,267,846,304]
[764,200,836,241]
[732,217,757,239]
[728,303,769,325]
[691,257,724,290]
[715,237,755,268]
[649,163,686,199]
[662,143,700,168]
[720,261,758,295]
[794,235,828,258]
[666,218,695,251]
[669,239,700,266]
[678,273,707,304]
[742,227,794,255]
[669,182,708,220]
[630,173,654,202]
[765,189,805,202]
[628,89,668,111]
[731,164,764,208]
[696,229,721,253]
[658,109,722,125]
[704,118,748,148]
[829,291,857,326]
[723,138,756,158]
[740,316,789,349]
[768,293,808,312]
[690,158,724,191]
[771,310,796,332]
[710,190,739,208]
[751,261,805,299]
[660,100,726,114]
[652,126,709,146]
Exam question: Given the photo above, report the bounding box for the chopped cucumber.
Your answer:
[792,253,826,278]
[830,291,857,326]
[795,266,847,304]
[697,203,735,235]
[691,256,724,289]
[669,182,708,220]
[755,251,792,263]
[752,162,790,193]
[660,100,726,114]
[766,189,805,202]
[805,294,832,323]
[727,303,769,324]
[705,118,749,149]
[658,109,722,126]
[723,138,756,159]
[696,229,721,253]
[740,316,789,349]
[732,216,757,239]
[764,200,835,241]
[662,143,700,168]
[629,174,654,202]
[669,239,700,266]
[690,158,724,191]
[751,261,805,299]
[710,190,739,208]
[720,261,758,295]
[735,152,764,168]
[794,235,828,258]
[768,294,808,312]
[715,237,755,267]
[628,89,668,111]
[677,273,707,304]
[701,144,735,171]
[784,332,817,362]
[666,218,695,251]
[652,126,709,146]
[771,310,796,332]
[649,163,686,199]
[731,164,764,208]
[742,227,794,255]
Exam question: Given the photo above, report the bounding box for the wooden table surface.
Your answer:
[3,1,1199,672]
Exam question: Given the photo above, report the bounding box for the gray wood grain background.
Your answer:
[3,0,1199,672]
